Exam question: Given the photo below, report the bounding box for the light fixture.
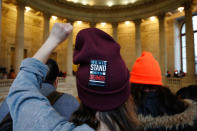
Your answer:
[73,0,78,3]
[82,1,88,5]
[130,0,136,3]
[107,1,113,7]
[166,12,173,16]
[150,16,156,21]
[77,21,82,24]
[122,1,128,5]
[101,22,106,26]
[52,16,57,20]
[25,6,31,12]
[125,21,130,25]
[89,1,94,6]
[178,7,184,12]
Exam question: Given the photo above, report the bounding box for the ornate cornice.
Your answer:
[55,0,157,9]
[17,0,187,22]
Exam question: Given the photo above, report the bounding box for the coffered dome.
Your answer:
[10,0,189,22]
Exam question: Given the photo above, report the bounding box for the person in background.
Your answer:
[40,58,79,120]
[174,69,179,77]
[8,69,16,79]
[166,70,171,77]
[179,70,186,77]
[6,23,139,131]
[2,68,8,79]
[130,52,197,131]
[176,85,197,102]
[0,58,79,123]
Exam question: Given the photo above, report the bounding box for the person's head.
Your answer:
[176,85,197,101]
[44,59,59,87]
[71,28,139,131]
[130,52,162,86]
[131,84,186,116]
[10,69,15,73]
[130,52,186,115]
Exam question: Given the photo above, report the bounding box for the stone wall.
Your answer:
[141,18,159,61]
[118,22,135,70]
[1,4,17,71]
[0,1,196,79]
[0,3,43,72]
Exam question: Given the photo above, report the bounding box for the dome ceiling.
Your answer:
[60,0,145,6]
[17,0,188,22]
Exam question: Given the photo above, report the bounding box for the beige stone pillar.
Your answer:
[90,22,96,28]
[0,0,2,65]
[112,23,118,41]
[134,19,142,59]
[43,13,50,42]
[67,21,74,76]
[158,14,167,76]
[185,0,195,76]
[14,4,25,73]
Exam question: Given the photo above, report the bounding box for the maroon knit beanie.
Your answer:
[73,28,130,111]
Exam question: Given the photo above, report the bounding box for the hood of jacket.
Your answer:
[138,99,197,130]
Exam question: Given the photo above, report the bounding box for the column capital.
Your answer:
[90,22,96,28]
[42,12,51,19]
[157,13,166,20]
[133,19,142,25]
[16,3,25,10]
[184,0,193,10]
[111,22,118,28]
[67,19,75,25]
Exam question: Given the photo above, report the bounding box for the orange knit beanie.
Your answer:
[130,51,163,85]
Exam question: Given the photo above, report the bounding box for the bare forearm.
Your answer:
[33,37,59,64]
[32,23,73,64]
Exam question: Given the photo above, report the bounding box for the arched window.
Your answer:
[181,15,197,74]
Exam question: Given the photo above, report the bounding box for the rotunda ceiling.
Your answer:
[58,0,148,6]
[16,0,188,22]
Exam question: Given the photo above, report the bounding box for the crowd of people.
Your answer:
[0,67,66,79]
[166,70,186,78]
[0,23,197,131]
[0,68,16,79]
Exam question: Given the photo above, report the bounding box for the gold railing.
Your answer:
[0,77,66,88]
[0,79,14,88]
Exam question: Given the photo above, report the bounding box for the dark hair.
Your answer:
[131,83,186,116]
[176,85,197,102]
[70,96,139,131]
[44,59,59,84]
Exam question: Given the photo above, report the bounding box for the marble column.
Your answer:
[67,21,74,76]
[134,19,142,59]
[90,22,96,28]
[112,22,118,41]
[43,13,50,42]
[0,0,2,65]
[158,14,167,75]
[185,0,195,76]
[14,4,25,73]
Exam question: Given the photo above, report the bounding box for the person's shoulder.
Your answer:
[61,94,78,102]
[62,93,76,98]
[55,122,94,131]
[72,124,95,131]
[57,93,79,105]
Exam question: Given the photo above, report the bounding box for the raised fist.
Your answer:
[49,23,73,44]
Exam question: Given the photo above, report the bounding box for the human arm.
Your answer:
[6,23,94,131]
[33,23,72,63]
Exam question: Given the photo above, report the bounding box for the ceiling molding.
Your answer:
[17,0,187,22]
